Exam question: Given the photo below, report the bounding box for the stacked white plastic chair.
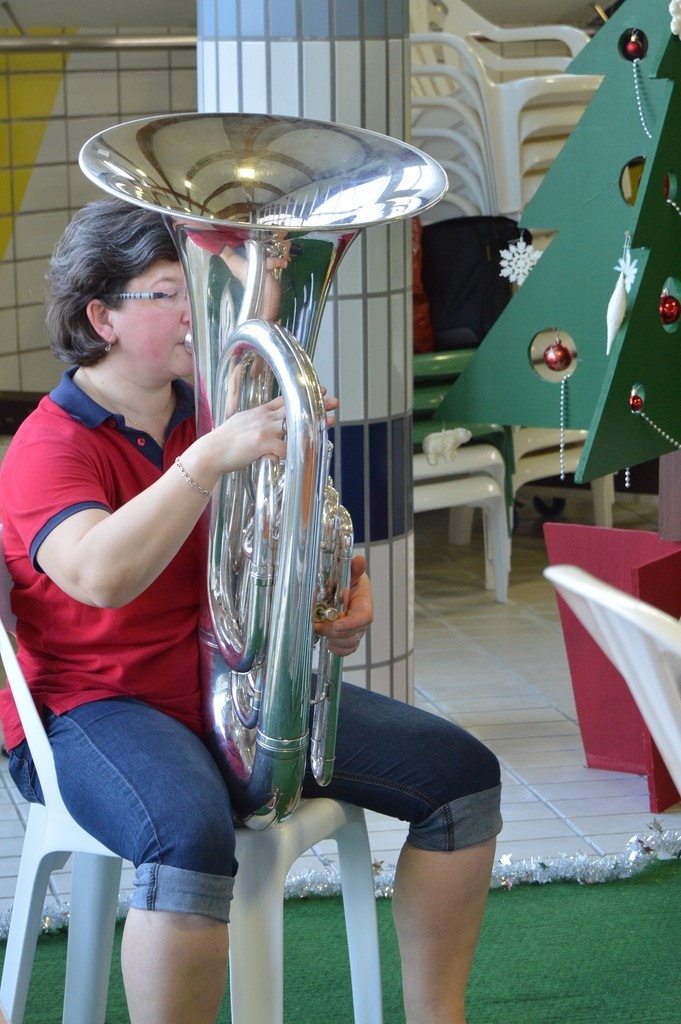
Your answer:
[411,13,497,219]
[0,526,382,1024]
[510,426,614,528]
[410,0,600,221]
[413,428,510,602]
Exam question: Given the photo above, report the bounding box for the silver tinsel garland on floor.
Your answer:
[489,822,681,889]
[283,821,681,897]
[3,824,680,939]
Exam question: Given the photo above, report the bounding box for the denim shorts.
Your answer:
[9,683,501,924]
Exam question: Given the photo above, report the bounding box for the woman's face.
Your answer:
[106,259,193,383]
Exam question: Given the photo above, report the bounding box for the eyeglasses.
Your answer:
[110,289,188,309]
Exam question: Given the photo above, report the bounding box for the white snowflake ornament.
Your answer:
[614,246,639,293]
[499,238,542,286]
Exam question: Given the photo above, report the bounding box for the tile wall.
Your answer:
[0,28,197,395]
[0,14,566,399]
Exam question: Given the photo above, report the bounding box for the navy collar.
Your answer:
[50,367,195,466]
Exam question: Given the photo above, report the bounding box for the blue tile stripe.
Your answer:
[334,415,412,544]
[198,0,407,40]
[269,0,298,35]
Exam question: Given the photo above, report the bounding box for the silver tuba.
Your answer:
[79,112,446,828]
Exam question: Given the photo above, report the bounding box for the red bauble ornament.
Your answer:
[660,292,681,325]
[625,37,644,59]
[543,341,572,372]
[629,388,644,413]
[622,30,646,60]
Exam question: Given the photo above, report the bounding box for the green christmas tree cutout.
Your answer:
[439,0,681,483]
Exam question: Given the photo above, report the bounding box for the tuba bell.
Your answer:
[79,112,446,828]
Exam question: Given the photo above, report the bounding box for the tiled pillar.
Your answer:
[196,0,414,703]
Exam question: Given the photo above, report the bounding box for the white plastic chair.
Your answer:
[484,73,600,217]
[410,35,494,157]
[0,527,383,1024]
[511,427,614,529]
[413,438,510,602]
[544,564,681,796]
[0,530,123,1024]
[411,31,601,219]
[410,57,496,216]
[410,127,492,215]
[410,94,496,214]
[412,0,590,76]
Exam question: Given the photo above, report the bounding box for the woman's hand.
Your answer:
[209,397,288,472]
[188,390,338,483]
[314,555,373,657]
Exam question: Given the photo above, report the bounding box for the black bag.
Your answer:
[420,216,529,351]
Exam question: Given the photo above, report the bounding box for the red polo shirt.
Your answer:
[0,370,206,749]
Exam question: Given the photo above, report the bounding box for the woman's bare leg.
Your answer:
[392,838,496,1024]
[121,908,229,1024]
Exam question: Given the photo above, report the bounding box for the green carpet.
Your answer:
[7,859,681,1023]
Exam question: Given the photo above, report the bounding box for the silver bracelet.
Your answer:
[174,456,212,497]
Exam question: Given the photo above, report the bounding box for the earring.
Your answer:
[104,343,111,352]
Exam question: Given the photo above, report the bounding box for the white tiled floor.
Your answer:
[1,486,680,920]
[306,485,681,880]
[408,487,681,864]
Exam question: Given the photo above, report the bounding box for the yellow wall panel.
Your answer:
[0,123,9,165]
[10,121,52,168]
[8,74,63,121]
[8,50,65,73]
[1,29,70,260]
[0,169,11,214]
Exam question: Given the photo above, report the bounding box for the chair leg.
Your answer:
[229,830,287,1024]
[590,474,614,528]
[336,813,384,1024]
[230,801,383,1024]
[481,510,495,593]
[447,506,475,545]
[0,811,70,1024]
[481,499,509,603]
[63,853,122,1024]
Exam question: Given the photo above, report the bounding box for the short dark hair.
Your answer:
[46,198,179,366]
